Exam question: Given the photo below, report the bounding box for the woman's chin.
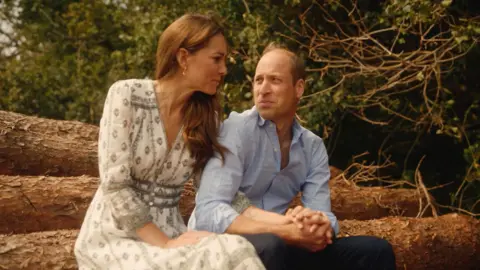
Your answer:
[197,88,217,96]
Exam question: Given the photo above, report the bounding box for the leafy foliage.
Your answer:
[0,0,478,214]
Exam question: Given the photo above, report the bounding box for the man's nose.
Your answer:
[258,81,271,95]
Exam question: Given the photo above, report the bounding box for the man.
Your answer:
[188,43,396,270]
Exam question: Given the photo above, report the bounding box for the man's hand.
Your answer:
[281,222,329,252]
[286,206,333,245]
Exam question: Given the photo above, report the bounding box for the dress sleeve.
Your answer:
[98,81,152,233]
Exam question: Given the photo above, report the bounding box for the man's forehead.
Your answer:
[256,51,291,74]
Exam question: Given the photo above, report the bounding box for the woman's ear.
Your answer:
[175,48,190,72]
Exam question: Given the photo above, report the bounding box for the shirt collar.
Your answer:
[254,106,306,141]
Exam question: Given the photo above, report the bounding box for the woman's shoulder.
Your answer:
[109,79,154,93]
[109,79,156,107]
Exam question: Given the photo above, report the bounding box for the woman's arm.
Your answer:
[98,80,168,246]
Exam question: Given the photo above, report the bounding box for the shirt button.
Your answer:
[149,202,153,206]
[274,148,278,152]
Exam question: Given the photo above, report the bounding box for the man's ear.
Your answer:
[295,79,305,99]
[175,48,190,71]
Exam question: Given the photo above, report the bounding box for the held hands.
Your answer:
[285,206,333,252]
[163,230,214,249]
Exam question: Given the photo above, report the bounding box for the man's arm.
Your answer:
[242,206,291,225]
[192,117,291,235]
[301,139,340,235]
[192,118,273,234]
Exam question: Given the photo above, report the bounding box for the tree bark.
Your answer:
[0,110,98,141]
[0,176,98,234]
[0,111,98,176]
[0,175,426,234]
[1,214,478,270]
[0,230,77,270]
[338,214,480,270]
[289,182,431,220]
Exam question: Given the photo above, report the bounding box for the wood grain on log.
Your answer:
[289,182,430,220]
[0,111,98,176]
[1,176,425,234]
[338,214,480,270]
[0,110,98,141]
[1,214,478,270]
[0,230,77,270]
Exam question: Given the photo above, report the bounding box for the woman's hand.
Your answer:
[163,230,214,249]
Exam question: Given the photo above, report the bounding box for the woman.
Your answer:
[74,13,265,269]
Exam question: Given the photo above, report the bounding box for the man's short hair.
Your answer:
[261,42,306,84]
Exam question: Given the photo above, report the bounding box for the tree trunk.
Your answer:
[0,230,77,270]
[0,111,98,176]
[1,214,478,270]
[289,182,431,220]
[338,214,480,270]
[0,176,98,234]
[0,175,426,234]
[0,110,99,141]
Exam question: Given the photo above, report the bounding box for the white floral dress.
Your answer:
[74,79,265,270]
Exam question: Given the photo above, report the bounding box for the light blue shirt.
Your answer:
[188,107,339,235]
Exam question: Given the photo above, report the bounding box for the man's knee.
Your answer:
[355,236,396,269]
[263,234,287,255]
[367,236,394,256]
[242,233,287,255]
[241,233,287,270]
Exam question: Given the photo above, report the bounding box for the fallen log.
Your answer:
[1,214,478,270]
[0,176,98,234]
[0,110,98,141]
[289,183,430,220]
[0,230,77,270]
[0,111,98,176]
[338,214,480,270]
[0,175,425,234]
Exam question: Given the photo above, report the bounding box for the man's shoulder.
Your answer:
[222,107,259,134]
[297,124,326,152]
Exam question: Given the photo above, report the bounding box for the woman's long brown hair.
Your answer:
[154,13,228,175]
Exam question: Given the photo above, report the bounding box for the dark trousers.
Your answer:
[242,234,396,270]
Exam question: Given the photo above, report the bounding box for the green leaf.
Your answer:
[441,0,452,7]
[333,88,344,104]
[416,71,424,81]
[454,35,469,44]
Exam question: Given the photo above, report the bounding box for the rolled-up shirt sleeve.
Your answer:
[192,118,249,233]
[98,81,152,233]
[301,139,340,235]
